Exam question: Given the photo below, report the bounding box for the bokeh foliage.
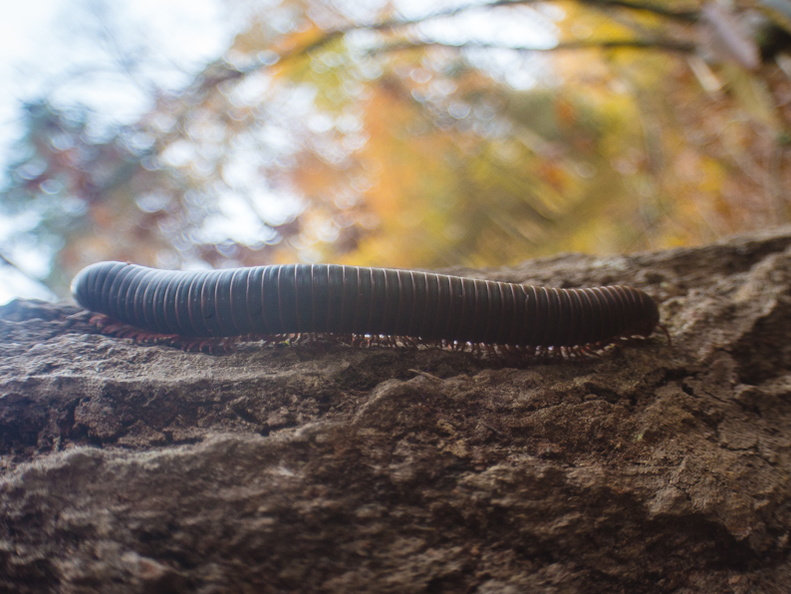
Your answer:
[3,0,791,294]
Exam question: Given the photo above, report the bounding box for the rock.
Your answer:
[1,227,790,592]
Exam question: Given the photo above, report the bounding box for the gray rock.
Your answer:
[2,226,790,593]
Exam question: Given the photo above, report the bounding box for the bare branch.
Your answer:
[0,253,58,299]
[141,0,698,167]
[362,0,698,28]
[372,37,696,55]
[585,0,698,22]
[190,0,700,91]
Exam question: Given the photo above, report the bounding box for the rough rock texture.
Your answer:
[1,227,791,593]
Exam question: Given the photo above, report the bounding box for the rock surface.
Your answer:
[1,227,790,593]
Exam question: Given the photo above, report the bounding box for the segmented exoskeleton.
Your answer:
[71,261,661,356]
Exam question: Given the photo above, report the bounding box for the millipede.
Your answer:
[71,261,663,358]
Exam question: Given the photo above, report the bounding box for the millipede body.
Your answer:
[71,261,660,354]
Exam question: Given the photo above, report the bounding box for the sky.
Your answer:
[0,0,235,304]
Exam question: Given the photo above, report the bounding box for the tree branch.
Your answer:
[371,37,696,55]
[585,0,698,22]
[143,0,698,169]
[192,0,700,90]
[0,253,58,299]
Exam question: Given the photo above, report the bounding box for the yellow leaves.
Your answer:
[722,64,784,131]
[272,21,328,57]
[22,0,791,296]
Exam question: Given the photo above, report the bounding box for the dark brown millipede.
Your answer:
[71,261,662,356]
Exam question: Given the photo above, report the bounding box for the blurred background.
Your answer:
[2,0,791,304]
